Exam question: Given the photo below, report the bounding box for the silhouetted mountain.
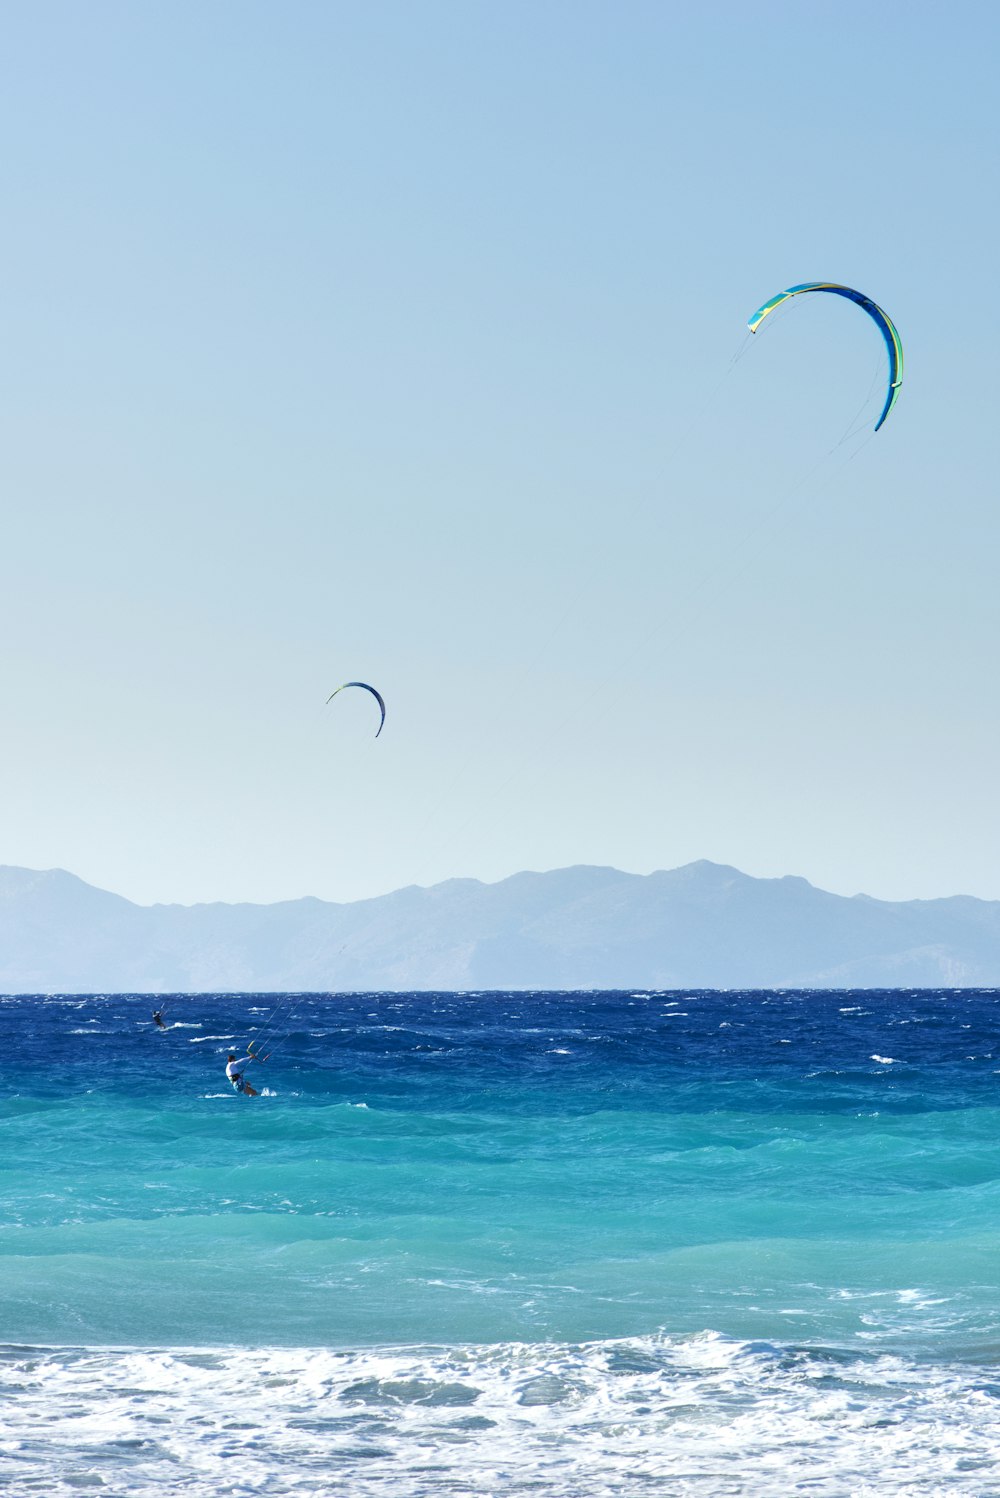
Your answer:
[1,860,999,992]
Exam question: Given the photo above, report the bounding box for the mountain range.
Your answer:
[1,860,1000,992]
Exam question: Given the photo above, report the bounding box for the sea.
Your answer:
[3,988,1000,1496]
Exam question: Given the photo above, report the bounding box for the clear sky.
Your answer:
[1,1,997,907]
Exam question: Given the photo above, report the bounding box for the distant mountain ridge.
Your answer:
[2,861,1000,992]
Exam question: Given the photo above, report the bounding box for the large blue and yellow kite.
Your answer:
[748,283,903,432]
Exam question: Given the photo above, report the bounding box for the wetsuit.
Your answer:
[226,1056,255,1093]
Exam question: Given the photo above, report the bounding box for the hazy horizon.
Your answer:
[4,854,998,913]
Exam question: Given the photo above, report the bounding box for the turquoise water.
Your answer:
[3,989,1000,1494]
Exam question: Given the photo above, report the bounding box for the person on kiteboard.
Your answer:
[226,1050,264,1096]
[152,1009,167,1029]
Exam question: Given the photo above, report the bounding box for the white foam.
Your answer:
[2,1334,999,1496]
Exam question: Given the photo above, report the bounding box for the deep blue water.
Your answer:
[3,988,1000,1495]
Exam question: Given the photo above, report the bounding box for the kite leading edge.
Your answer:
[327,681,386,738]
[747,282,903,432]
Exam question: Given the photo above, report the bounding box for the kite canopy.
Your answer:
[747,283,903,432]
[327,681,386,738]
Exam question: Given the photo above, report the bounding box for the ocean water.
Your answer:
[3,988,1000,1495]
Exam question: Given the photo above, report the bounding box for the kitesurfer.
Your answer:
[152,1009,166,1029]
[226,1051,262,1097]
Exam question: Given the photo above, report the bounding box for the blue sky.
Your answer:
[1,2,997,905]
